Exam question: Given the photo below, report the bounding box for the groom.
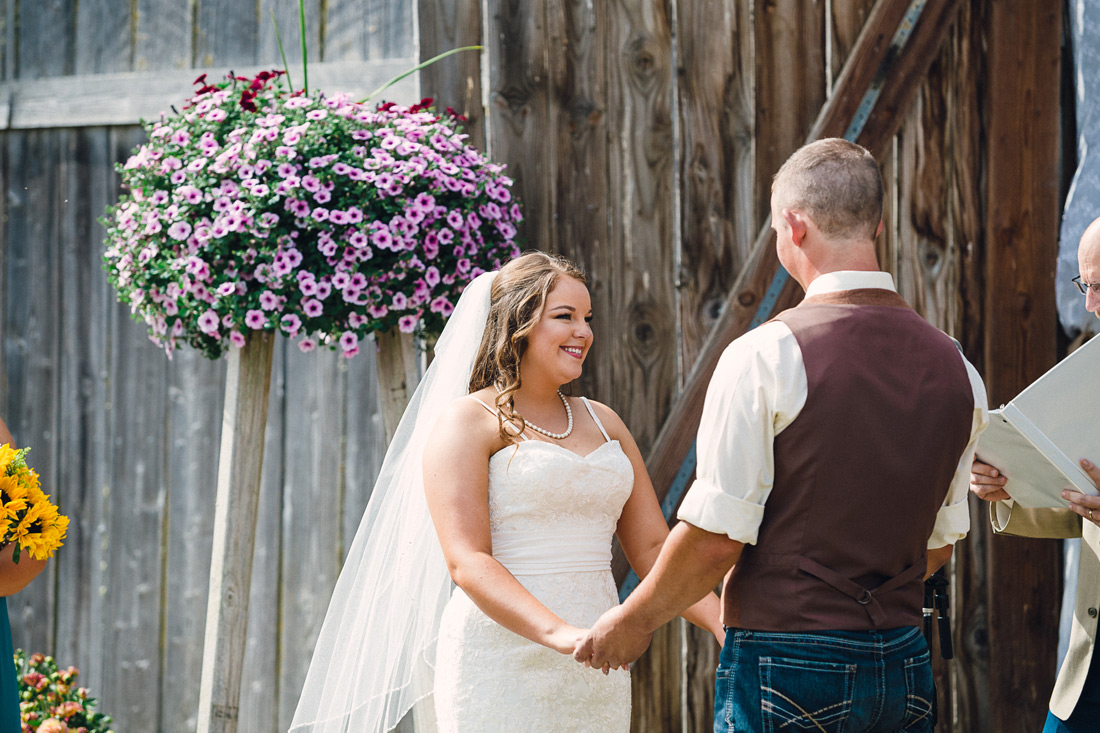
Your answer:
[575,138,988,731]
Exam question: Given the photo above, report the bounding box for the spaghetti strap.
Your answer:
[468,395,529,441]
[580,397,611,442]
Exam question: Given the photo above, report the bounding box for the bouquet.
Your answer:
[102,69,523,360]
[0,445,68,563]
[15,651,113,733]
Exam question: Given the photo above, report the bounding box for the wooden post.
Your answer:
[196,331,276,733]
[984,2,1062,729]
[375,328,421,444]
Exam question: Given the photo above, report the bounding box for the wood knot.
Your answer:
[737,291,756,308]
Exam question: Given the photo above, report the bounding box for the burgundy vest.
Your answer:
[722,289,974,631]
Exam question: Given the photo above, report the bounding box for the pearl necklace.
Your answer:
[496,386,574,439]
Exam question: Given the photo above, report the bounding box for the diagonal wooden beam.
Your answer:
[617,0,964,588]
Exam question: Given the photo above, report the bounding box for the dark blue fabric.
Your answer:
[713,625,934,733]
[0,599,19,732]
[1042,646,1100,733]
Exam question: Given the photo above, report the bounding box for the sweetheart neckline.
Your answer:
[489,438,623,462]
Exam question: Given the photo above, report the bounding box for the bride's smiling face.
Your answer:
[521,276,593,386]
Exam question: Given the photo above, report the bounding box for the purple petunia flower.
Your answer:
[398,315,418,333]
[198,309,220,334]
[280,313,302,334]
[168,221,192,241]
[245,309,268,329]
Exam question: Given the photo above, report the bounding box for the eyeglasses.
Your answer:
[1072,275,1100,295]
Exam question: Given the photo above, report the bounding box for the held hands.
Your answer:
[969,459,1010,502]
[1062,458,1100,528]
[572,605,652,675]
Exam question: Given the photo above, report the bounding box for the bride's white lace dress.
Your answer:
[433,397,633,732]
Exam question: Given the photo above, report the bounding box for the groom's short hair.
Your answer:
[772,138,883,242]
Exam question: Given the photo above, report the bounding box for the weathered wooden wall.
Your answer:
[0,0,1069,731]
[0,2,411,732]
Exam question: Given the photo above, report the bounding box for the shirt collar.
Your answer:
[804,270,897,298]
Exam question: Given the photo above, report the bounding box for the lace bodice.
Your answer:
[433,399,636,732]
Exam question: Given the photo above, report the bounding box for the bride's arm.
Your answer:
[590,403,724,645]
[423,399,583,655]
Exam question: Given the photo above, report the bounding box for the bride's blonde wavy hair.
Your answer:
[468,251,587,444]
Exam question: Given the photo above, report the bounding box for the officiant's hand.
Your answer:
[969,459,1010,502]
[1062,458,1100,528]
[573,605,650,674]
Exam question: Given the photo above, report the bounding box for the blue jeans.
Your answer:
[713,625,934,733]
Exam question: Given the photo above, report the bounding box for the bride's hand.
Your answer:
[547,624,586,655]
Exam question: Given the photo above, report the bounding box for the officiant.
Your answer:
[970,215,1100,733]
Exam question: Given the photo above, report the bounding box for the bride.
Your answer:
[291,251,722,732]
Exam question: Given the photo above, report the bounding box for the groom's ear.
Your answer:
[782,208,808,247]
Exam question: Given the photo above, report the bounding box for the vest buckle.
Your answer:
[856,589,874,605]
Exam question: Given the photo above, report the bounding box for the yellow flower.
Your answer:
[0,444,18,472]
[0,474,27,505]
[16,499,68,561]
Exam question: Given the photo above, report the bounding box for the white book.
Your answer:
[973,334,1100,508]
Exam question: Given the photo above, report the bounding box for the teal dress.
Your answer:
[0,599,18,731]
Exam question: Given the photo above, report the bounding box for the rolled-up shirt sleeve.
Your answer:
[677,322,806,545]
[928,356,989,548]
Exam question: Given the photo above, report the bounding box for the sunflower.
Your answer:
[12,498,68,561]
[0,443,19,472]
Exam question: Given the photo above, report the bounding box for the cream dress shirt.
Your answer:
[677,270,989,549]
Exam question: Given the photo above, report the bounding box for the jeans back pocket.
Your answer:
[760,656,856,733]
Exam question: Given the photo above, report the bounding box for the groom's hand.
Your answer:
[573,605,652,674]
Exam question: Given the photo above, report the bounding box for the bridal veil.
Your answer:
[290,271,496,732]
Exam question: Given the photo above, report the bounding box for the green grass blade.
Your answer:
[299,0,309,95]
[270,9,295,92]
[362,45,482,103]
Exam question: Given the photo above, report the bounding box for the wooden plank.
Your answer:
[984,2,1062,730]
[829,0,878,88]
[342,346,387,559]
[543,0,608,399]
[675,0,755,374]
[51,126,114,698]
[0,59,419,130]
[16,0,75,79]
[74,0,133,73]
[944,7,989,731]
[197,332,276,733]
[674,2,753,727]
[198,332,277,730]
[417,0,485,150]
[364,0,414,61]
[0,0,14,80]
[162,350,226,732]
[258,0,321,71]
[601,2,680,728]
[134,0,193,71]
[484,0,552,253]
[754,0,826,228]
[631,621,682,732]
[324,0,367,62]
[238,341,287,733]
[639,0,965,533]
[100,125,171,726]
[195,0,260,68]
[3,129,61,658]
[601,0,676,452]
[277,349,347,731]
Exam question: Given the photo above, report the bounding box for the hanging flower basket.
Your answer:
[102,70,522,360]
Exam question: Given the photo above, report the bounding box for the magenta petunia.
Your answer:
[298,337,317,353]
[245,309,267,329]
[280,313,302,334]
[397,315,418,333]
[198,309,220,334]
[339,331,358,352]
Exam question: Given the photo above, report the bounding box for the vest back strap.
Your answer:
[796,556,927,627]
